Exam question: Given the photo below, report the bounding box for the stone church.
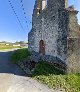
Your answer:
[28,0,80,73]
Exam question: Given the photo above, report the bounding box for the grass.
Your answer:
[11,48,30,63]
[32,61,80,92]
[11,49,80,92]
[0,45,21,50]
[32,61,65,76]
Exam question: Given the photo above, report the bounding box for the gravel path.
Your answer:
[0,50,64,92]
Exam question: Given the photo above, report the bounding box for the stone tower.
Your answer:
[28,0,80,73]
[28,0,68,68]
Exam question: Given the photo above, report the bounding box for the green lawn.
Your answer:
[0,45,21,50]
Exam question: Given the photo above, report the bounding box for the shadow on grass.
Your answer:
[31,61,65,77]
[31,61,80,92]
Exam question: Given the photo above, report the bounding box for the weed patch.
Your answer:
[32,61,80,92]
[11,48,30,63]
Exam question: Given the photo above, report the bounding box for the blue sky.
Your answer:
[0,0,80,42]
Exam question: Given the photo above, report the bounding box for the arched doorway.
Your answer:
[39,40,45,55]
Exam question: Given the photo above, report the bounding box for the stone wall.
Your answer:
[30,51,67,72]
[28,29,36,52]
[57,9,68,61]
[67,38,80,73]
[68,9,80,38]
[66,6,80,73]
[29,0,68,62]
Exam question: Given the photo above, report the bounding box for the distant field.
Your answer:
[0,45,27,50]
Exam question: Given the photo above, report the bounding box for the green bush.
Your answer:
[11,48,30,63]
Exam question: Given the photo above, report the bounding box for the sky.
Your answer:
[0,0,80,42]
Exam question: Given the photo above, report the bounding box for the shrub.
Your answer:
[11,48,30,63]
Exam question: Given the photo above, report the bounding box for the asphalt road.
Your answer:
[0,50,64,92]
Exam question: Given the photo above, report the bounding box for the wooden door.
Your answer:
[39,40,45,55]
